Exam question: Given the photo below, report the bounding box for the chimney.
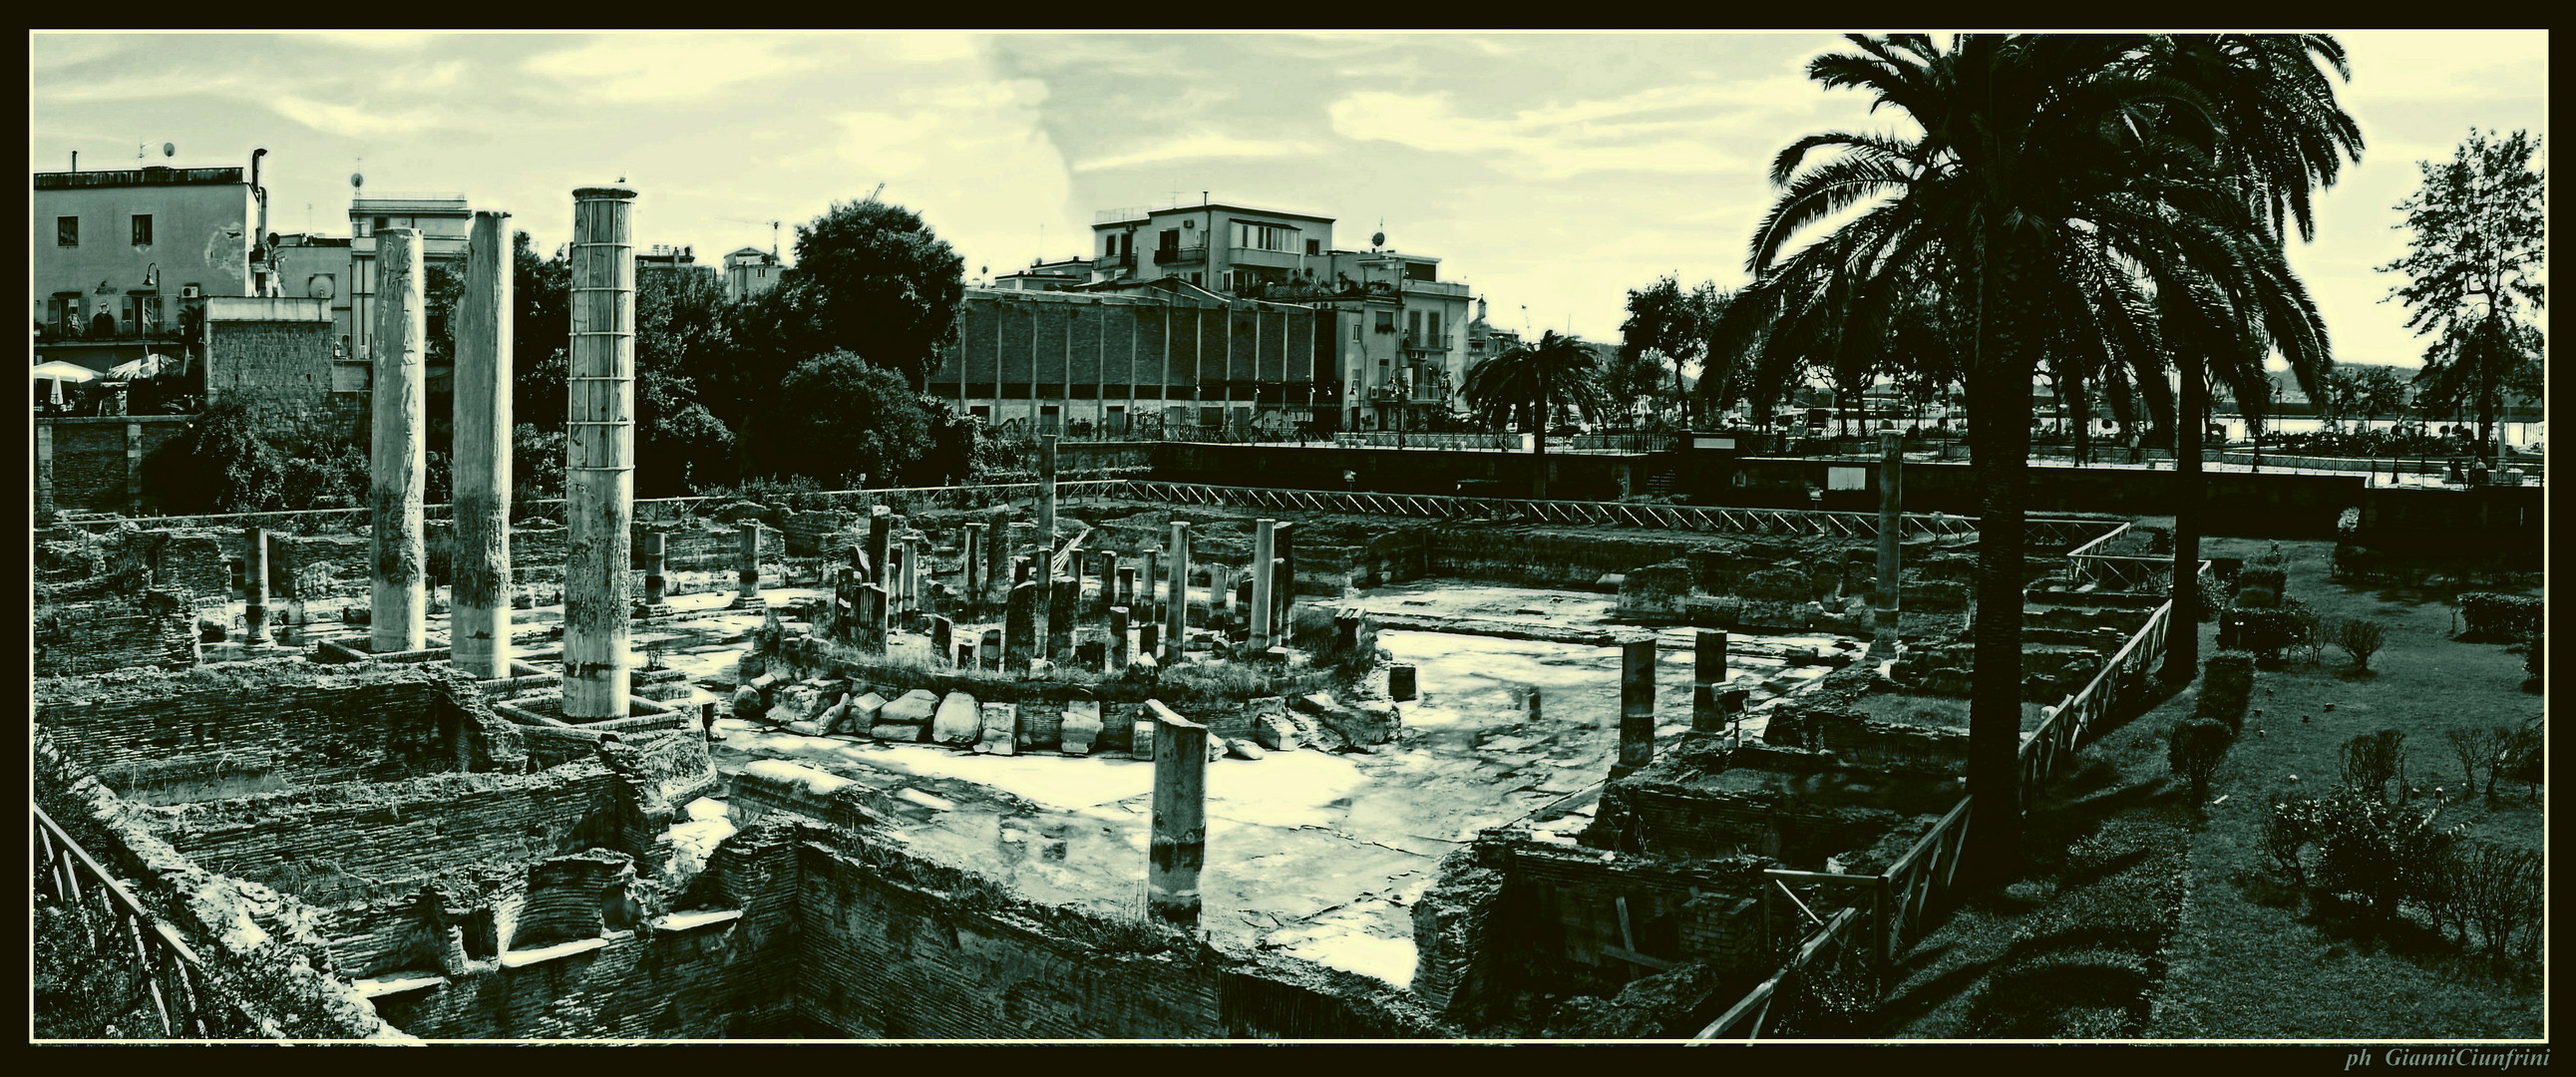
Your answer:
[70,150,78,172]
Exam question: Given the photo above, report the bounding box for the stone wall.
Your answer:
[32,588,196,677]
[37,416,191,513]
[34,665,518,797]
[204,317,339,432]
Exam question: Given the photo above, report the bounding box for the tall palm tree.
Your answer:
[1748,34,2351,881]
[2146,34,2361,681]
[1459,330,1605,499]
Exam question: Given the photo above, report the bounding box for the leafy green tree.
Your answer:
[1618,275,1718,424]
[790,198,965,390]
[511,231,571,435]
[1601,346,1675,427]
[634,271,738,495]
[1459,330,1605,498]
[753,351,933,488]
[139,395,283,513]
[2348,364,2411,431]
[1749,34,2355,880]
[2381,130,2546,454]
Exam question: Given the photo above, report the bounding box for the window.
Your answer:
[122,294,162,335]
[374,216,390,231]
[57,216,78,246]
[1429,313,1442,345]
[1408,311,1423,340]
[49,295,80,334]
[1190,273,1202,285]
[131,214,153,245]
[1232,221,1297,253]
[1305,239,1321,256]
[1159,229,1180,251]
[1374,311,1395,332]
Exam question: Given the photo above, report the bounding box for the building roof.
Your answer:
[35,166,245,190]
[1093,200,1336,227]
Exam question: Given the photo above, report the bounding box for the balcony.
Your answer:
[1153,245,1207,265]
[1401,334,1446,356]
[1097,252,1136,271]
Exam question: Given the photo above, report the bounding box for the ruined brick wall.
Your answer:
[1506,846,1712,996]
[791,842,1225,1038]
[34,669,513,796]
[376,823,807,1038]
[1427,527,1693,588]
[32,588,195,677]
[120,529,235,607]
[42,416,190,512]
[1594,774,1943,870]
[204,318,338,430]
[138,764,626,906]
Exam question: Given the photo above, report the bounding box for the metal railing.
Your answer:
[1152,245,1206,264]
[2065,522,2174,592]
[1695,583,2182,1042]
[34,805,231,1038]
[42,481,1135,535]
[1326,432,1678,454]
[1112,482,2000,540]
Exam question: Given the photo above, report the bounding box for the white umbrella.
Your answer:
[106,354,180,380]
[32,360,99,383]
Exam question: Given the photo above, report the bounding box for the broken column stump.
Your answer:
[1614,635,1656,780]
[1004,581,1040,671]
[974,702,1019,756]
[1060,699,1103,756]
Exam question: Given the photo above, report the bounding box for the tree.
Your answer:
[1601,346,1675,427]
[2380,130,2546,454]
[1459,330,1605,499]
[1618,275,1716,425]
[2168,718,2234,802]
[139,395,284,514]
[1748,34,2356,881]
[634,270,738,495]
[2348,364,2410,431]
[791,198,966,390]
[2151,33,2361,685]
[752,351,932,488]
[511,231,571,436]
[2332,617,2386,671]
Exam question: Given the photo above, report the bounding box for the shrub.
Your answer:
[2309,789,2451,922]
[2261,793,2326,886]
[2523,627,2542,688]
[2234,566,2288,602]
[2454,841,2543,959]
[2167,718,2233,801]
[2456,592,2542,641]
[2231,607,2305,665]
[2195,651,2256,733]
[2443,727,2500,796]
[2496,724,2542,799]
[2283,599,2326,664]
[2333,618,2387,671]
[2341,729,2408,804]
[2232,584,2281,609]
[2330,543,2378,582]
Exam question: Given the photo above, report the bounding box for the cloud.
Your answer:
[522,35,826,104]
[313,31,443,51]
[269,95,447,139]
[1328,89,1761,179]
[1073,132,1318,173]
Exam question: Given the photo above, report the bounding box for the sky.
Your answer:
[29,31,2548,370]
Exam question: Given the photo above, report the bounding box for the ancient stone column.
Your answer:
[930,614,953,666]
[1047,575,1078,662]
[1249,519,1278,650]
[1038,433,1059,552]
[1142,550,1159,605]
[1271,523,1295,642]
[1007,522,1036,585]
[962,522,986,600]
[1109,605,1131,672]
[1004,580,1040,671]
[242,526,272,647]
[859,583,888,654]
[988,518,1011,600]
[451,209,514,678]
[732,521,765,609]
[867,507,893,589]
[1614,636,1656,780]
[641,532,667,607]
[561,188,637,720]
[1095,550,1119,615]
[1692,630,1730,733]
[1165,523,1191,654]
[1146,699,1209,927]
[1116,566,1137,614]
[1871,430,1904,660]
[1214,564,1235,613]
[369,227,429,653]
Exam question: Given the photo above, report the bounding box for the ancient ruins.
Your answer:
[34,186,2185,1041]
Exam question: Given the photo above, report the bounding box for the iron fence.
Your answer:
[33,805,233,1039]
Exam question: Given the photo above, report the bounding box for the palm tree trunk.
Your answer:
[1532,384,1549,500]
[2163,354,2205,683]
[1966,238,2024,886]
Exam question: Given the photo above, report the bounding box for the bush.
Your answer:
[2442,727,2501,797]
[2261,793,2327,886]
[2454,841,2543,959]
[2283,599,2326,664]
[2308,789,2453,922]
[2230,607,2305,665]
[2456,592,2542,641]
[2167,718,2233,801]
[2524,628,2542,682]
[2195,651,2256,732]
[2234,566,2288,602]
[2340,729,2408,804]
[2330,543,2378,582]
[2496,724,2542,799]
[2332,618,2387,671]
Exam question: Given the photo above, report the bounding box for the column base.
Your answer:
[729,595,769,612]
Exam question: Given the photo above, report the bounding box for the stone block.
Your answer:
[1388,663,1419,701]
[1228,738,1267,761]
[1255,713,1301,752]
[880,688,940,727]
[975,702,1018,756]
[1060,699,1103,755]
[869,723,922,743]
[1130,721,1156,760]
[931,691,981,746]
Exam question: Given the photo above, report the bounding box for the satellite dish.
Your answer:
[1371,231,1385,248]
[162,143,176,158]
[351,172,364,189]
